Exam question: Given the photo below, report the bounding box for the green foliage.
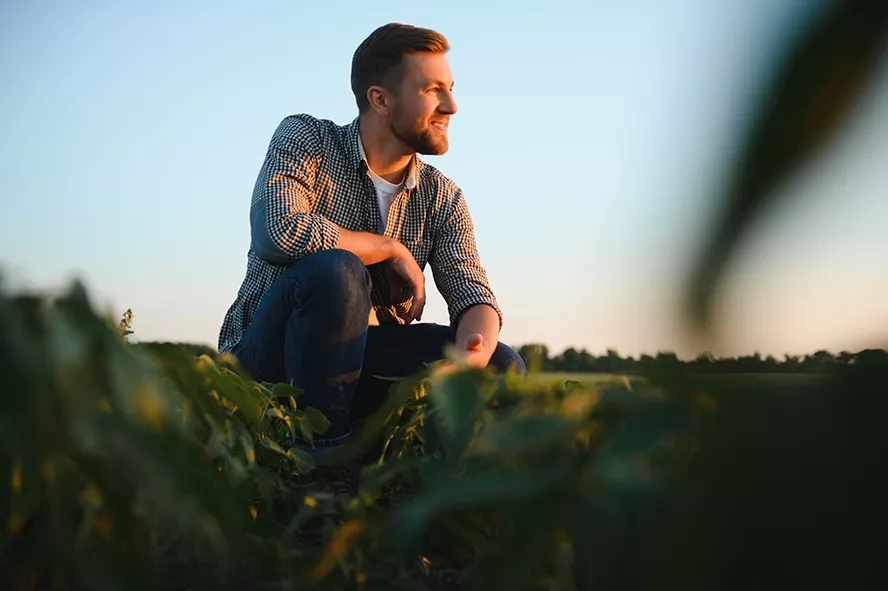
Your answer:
[3,282,888,590]
[0,282,335,590]
[0,281,710,590]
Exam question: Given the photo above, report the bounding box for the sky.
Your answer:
[1,0,887,359]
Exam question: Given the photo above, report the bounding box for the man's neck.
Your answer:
[358,116,414,185]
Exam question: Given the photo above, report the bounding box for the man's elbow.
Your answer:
[249,203,297,266]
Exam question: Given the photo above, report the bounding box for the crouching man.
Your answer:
[218,22,525,458]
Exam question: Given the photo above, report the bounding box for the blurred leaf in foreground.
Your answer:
[686,0,888,331]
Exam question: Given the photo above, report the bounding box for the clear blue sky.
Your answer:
[2,0,887,358]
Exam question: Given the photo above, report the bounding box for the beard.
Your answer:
[389,107,449,155]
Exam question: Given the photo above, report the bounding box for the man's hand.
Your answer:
[454,304,500,368]
[335,228,426,323]
[456,332,488,368]
[431,332,490,377]
[386,243,426,323]
[429,307,499,377]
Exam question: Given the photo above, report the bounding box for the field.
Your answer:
[534,372,637,386]
[4,283,887,590]
[534,371,825,391]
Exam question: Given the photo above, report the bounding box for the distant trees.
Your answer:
[148,339,887,376]
[513,345,888,374]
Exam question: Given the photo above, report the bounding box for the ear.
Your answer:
[366,85,392,116]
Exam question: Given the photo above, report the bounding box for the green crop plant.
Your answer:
[0,281,336,590]
[0,280,713,590]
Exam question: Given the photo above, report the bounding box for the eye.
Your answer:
[425,85,453,93]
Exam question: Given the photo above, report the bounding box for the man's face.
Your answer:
[388,51,458,155]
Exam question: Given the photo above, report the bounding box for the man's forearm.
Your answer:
[455,304,500,363]
[335,228,398,266]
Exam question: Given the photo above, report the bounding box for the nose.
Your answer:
[440,89,458,115]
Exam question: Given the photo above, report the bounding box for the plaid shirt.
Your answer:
[217,114,501,353]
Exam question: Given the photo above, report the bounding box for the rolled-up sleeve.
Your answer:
[249,116,341,266]
[429,188,503,330]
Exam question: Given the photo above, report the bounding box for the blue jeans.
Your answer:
[231,249,526,446]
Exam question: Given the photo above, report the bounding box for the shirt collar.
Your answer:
[348,117,419,191]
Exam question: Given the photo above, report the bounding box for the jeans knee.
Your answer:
[489,342,527,376]
[307,249,371,306]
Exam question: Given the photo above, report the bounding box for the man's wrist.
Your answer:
[381,236,402,261]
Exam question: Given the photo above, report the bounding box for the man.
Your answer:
[218,22,525,455]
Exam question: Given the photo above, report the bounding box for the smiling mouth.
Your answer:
[430,120,448,130]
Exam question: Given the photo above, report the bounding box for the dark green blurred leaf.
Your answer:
[360,456,433,494]
[466,500,564,591]
[686,1,888,329]
[466,415,573,458]
[387,458,571,554]
[603,403,688,456]
[426,369,488,458]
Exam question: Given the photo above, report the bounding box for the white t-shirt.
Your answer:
[367,168,403,233]
[358,134,405,233]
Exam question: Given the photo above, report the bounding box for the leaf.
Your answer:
[303,406,331,435]
[560,390,601,420]
[239,432,256,467]
[603,403,687,455]
[257,437,287,456]
[215,368,263,425]
[288,447,316,475]
[467,499,566,591]
[271,382,303,399]
[685,2,888,330]
[360,456,432,493]
[466,415,574,458]
[283,501,319,538]
[311,518,368,581]
[295,415,315,446]
[387,458,571,553]
[427,368,488,458]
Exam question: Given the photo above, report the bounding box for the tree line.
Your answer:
[150,340,888,376]
[513,344,888,374]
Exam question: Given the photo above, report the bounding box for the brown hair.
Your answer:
[350,23,450,113]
